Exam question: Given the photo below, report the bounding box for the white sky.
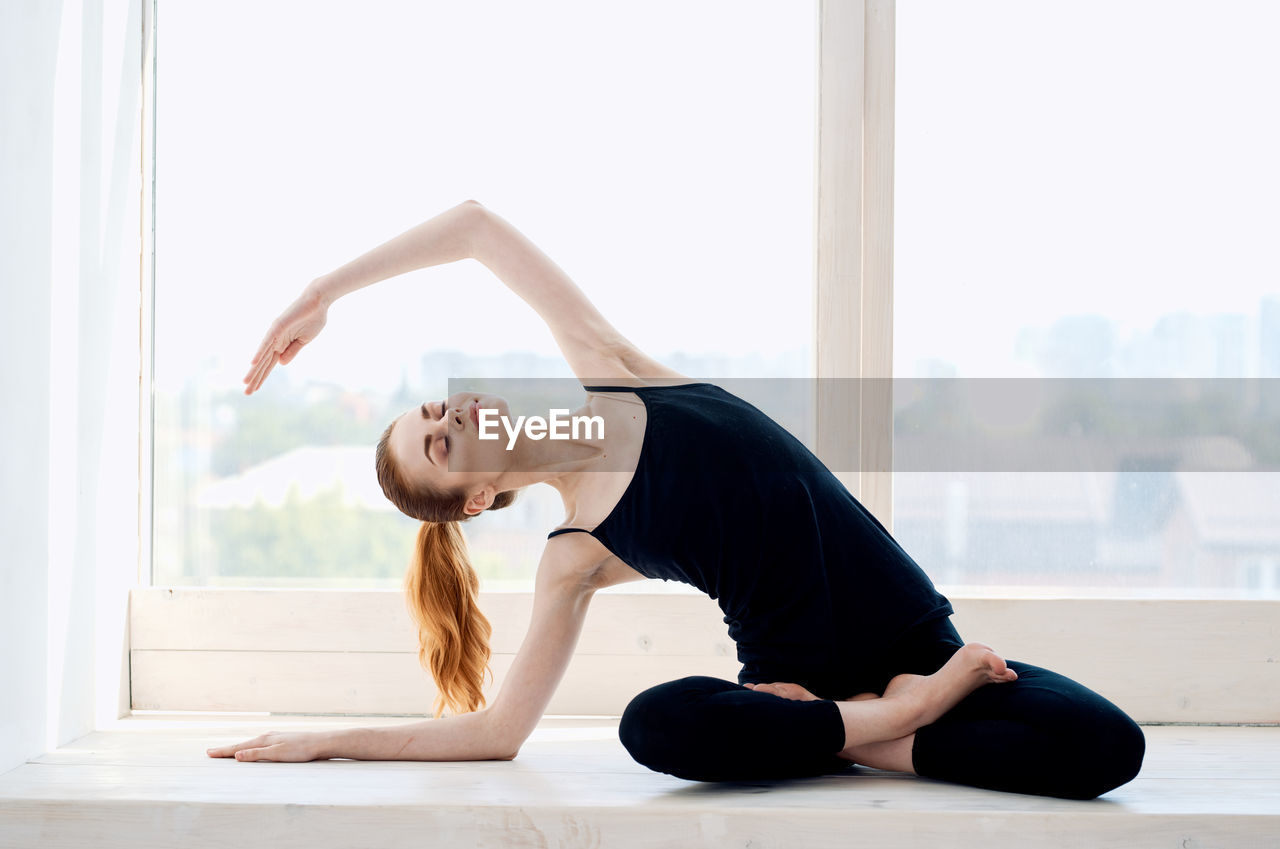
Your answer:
[156,0,815,393]
[895,0,1280,375]
[157,0,1279,391]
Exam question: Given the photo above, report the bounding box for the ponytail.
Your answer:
[376,416,517,718]
[404,520,493,718]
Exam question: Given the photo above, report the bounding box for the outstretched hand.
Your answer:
[206,729,328,763]
[243,289,329,395]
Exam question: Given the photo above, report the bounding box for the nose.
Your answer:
[441,395,479,430]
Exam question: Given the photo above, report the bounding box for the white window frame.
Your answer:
[814,0,895,520]
[134,0,1279,722]
[139,0,157,591]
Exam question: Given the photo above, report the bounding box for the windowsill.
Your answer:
[129,588,1280,722]
[142,580,1280,600]
[935,585,1280,600]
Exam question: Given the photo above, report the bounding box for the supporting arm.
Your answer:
[319,708,516,762]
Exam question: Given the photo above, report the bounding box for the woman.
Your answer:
[208,200,1145,800]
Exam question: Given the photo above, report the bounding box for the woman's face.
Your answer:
[388,391,512,514]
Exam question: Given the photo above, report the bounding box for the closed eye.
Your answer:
[436,402,450,462]
[438,404,450,460]
[422,433,448,466]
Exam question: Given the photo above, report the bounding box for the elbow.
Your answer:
[494,730,523,761]
[457,200,493,260]
[479,709,524,762]
[489,737,520,761]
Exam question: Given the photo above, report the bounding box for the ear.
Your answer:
[463,485,496,517]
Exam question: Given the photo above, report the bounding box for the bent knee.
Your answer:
[1097,712,1146,794]
[619,676,747,779]
[619,677,726,771]
[1067,708,1146,799]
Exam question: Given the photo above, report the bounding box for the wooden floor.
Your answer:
[0,715,1275,849]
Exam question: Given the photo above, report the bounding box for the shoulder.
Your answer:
[540,528,614,587]
[543,532,649,592]
[581,342,692,386]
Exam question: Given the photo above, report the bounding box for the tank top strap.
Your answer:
[549,385,652,541]
[583,382,713,392]
[547,527,593,539]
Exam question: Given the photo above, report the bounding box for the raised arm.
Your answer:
[243,200,485,394]
[208,534,604,762]
[244,200,686,394]
[467,204,685,384]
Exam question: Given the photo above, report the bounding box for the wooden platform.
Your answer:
[0,715,1275,848]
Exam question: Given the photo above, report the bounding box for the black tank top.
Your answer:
[547,383,953,699]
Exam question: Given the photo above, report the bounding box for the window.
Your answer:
[153,1,816,588]
[892,0,1280,595]
[134,1,1279,719]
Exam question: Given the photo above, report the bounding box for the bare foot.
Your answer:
[884,643,1018,728]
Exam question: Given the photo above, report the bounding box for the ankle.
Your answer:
[880,691,928,738]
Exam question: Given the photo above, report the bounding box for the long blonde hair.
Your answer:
[375,420,518,717]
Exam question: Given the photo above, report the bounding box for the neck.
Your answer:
[488,399,612,492]
[500,439,609,492]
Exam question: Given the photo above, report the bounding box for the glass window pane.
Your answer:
[893,0,1280,595]
[154,1,816,588]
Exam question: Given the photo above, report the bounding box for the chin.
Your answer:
[481,394,509,415]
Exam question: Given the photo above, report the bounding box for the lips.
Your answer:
[469,400,480,426]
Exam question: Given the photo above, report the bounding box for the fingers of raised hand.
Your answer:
[245,336,287,394]
[250,321,284,368]
[243,357,262,391]
[243,354,276,396]
[245,339,273,384]
[244,320,288,394]
[278,338,304,365]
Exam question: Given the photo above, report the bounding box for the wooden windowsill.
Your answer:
[0,714,1275,848]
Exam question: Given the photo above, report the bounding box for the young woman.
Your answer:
[208,200,1145,800]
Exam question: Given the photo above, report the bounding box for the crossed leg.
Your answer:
[906,659,1145,799]
[619,641,1016,784]
[619,646,1144,799]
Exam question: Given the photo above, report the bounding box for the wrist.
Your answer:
[303,277,337,310]
[313,727,347,760]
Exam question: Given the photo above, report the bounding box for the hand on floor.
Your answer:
[206,729,328,762]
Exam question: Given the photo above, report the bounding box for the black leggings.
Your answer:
[618,617,1145,800]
